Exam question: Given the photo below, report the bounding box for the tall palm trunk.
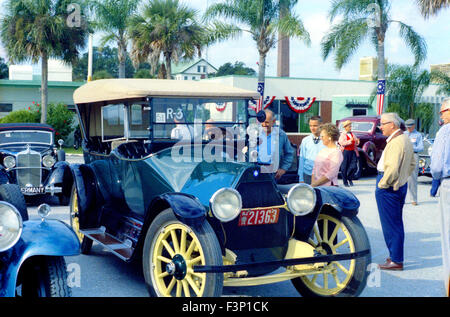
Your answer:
[258,53,266,83]
[277,1,290,77]
[118,38,127,78]
[164,52,172,79]
[41,53,48,124]
[377,39,386,81]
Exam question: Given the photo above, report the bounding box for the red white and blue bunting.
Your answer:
[284,96,316,113]
[216,102,227,112]
[249,96,276,112]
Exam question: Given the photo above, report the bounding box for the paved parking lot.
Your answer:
[27,155,447,297]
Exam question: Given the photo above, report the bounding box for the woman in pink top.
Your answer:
[311,123,344,187]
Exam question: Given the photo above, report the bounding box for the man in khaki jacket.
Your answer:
[376,113,416,270]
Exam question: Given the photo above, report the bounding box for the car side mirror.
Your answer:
[256,111,266,123]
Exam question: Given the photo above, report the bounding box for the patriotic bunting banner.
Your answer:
[249,96,276,112]
[376,79,386,115]
[216,102,227,112]
[284,96,316,113]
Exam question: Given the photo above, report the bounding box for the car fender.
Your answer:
[148,193,207,227]
[69,163,99,229]
[315,186,360,217]
[47,161,73,197]
[361,142,377,167]
[0,219,80,297]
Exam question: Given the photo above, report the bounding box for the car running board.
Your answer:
[80,227,134,261]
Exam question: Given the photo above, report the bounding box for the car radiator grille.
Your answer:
[236,181,285,208]
[16,153,41,187]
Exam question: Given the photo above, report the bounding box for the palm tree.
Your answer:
[383,64,432,118]
[129,0,209,79]
[1,0,88,123]
[204,0,310,97]
[417,0,450,17]
[321,0,427,83]
[430,70,450,96]
[90,0,140,78]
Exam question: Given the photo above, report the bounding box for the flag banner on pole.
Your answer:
[257,82,265,112]
[376,80,386,115]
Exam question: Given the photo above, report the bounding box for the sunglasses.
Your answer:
[440,108,449,115]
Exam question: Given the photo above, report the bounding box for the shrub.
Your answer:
[0,109,39,123]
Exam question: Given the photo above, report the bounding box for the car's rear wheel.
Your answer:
[291,209,371,297]
[143,209,223,297]
[20,256,71,297]
[69,185,93,254]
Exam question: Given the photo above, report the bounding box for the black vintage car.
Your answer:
[0,123,73,205]
[70,79,371,297]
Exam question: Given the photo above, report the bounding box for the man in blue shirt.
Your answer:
[258,109,294,180]
[297,116,325,184]
[405,119,424,206]
[431,98,450,297]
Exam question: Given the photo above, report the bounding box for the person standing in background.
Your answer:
[339,120,360,187]
[311,123,343,187]
[404,119,424,206]
[298,116,325,185]
[376,113,416,271]
[430,98,450,296]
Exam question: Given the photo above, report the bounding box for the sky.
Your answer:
[0,0,449,80]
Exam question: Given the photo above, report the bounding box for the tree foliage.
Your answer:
[210,61,256,77]
[0,57,8,79]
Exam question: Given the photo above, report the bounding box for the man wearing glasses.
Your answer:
[376,113,416,271]
[431,98,450,296]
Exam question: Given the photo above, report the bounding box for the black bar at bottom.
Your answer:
[193,249,370,273]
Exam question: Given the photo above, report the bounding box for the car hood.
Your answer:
[0,144,53,154]
[145,146,261,206]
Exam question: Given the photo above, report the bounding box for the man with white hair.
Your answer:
[431,97,450,296]
[376,112,416,270]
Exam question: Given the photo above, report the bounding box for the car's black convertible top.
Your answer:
[0,123,54,132]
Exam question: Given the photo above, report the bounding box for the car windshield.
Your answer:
[150,98,248,140]
[339,121,374,133]
[0,130,52,145]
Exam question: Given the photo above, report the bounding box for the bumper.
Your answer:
[193,249,370,273]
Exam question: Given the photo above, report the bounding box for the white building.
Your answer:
[172,58,217,81]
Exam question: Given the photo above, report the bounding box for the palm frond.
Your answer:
[395,21,427,66]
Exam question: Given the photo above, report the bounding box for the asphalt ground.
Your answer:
[26,154,447,297]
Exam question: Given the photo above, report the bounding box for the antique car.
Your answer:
[336,116,387,178]
[0,123,73,205]
[0,183,80,297]
[69,79,371,297]
[418,137,433,177]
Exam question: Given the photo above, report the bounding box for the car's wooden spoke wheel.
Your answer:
[143,209,223,297]
[151,223,207,297]
[69,188,84,243]
[301,213,356,296]
[292,210,371,297]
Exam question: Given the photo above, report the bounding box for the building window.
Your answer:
[0,103,13,112]
[192,76,196,80]
[352,108,367,116]
[184,76,188,80]
[197,66,201,72]
[278,100,320,133]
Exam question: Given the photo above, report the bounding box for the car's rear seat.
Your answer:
[116,141,151,159]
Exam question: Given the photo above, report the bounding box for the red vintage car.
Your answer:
[336,116,387,178]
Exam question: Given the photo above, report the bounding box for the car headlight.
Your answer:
[3,156,15,169]
[42,155,56,168]
[210,188,242,222]
[418,158,426,168]
[0,201,23,252]
[287,183,316,216]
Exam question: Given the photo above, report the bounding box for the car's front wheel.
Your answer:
[291,209,371,297]
[143,209,223,297]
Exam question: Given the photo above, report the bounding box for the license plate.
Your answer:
[21,187,45,194]
[238,208,279,226]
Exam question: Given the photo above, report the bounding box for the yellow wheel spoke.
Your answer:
[323,272,329,289]
[334,238,349,249]
[332,270,341,286]
[176,281,182,297]
[185,240,197,258]
[329,223,341,243]
[158,271,169,279]
[170,230,180,254]
[313,224,322,244]
[166,277,176,296]
[323,219,329,242]
[308,238,318,247]
[186,275,201,296]
[180,230,187,255]
[335,261,350,275]
[189,256,203,266]
[182,280,191,297]
[157,255,172,264]
[162,240,175,258]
